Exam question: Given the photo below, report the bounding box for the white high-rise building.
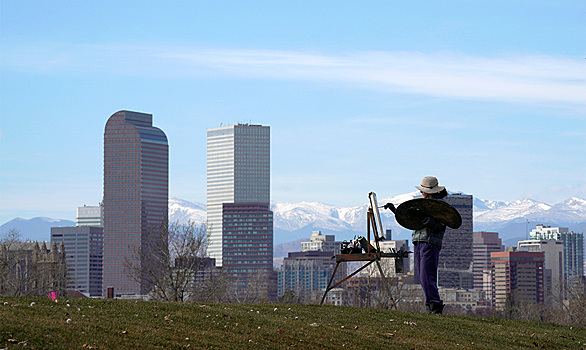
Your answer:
[76,205,103,227]
[206,124,270,267]
[301,231,341,254]
[530,224,584,283]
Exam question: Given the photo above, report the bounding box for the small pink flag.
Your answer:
[47,291,60,301]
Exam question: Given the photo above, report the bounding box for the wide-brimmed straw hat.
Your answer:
[415,176,445,194]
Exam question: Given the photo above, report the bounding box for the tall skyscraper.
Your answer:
[473,231,504,292]
[438,193,474,289]
[206,124,270,267]
[103,110,168,297]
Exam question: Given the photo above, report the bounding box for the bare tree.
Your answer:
[343,276,380,308]
[561,277,586,326]
[190,267,232,303]
[498,291,549,323]
[490,278,586,326]
[0,229,25,295]
[279,290,301,304]
[373,275,413,310]
[124,220,209,302]
[229,268,271,303]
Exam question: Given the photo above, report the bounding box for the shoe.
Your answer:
[429,302,444,314]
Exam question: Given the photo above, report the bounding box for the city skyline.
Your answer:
[1,1,585,225]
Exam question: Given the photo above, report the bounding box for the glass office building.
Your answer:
[222,202,274,298]
[438,194,474,290]
[51,226,103,297]
[206,124,270,267]
[530,224,584,283]
[103,110,168,297]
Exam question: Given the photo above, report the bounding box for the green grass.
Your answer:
[1,297,584,349]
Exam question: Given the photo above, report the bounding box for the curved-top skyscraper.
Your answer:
[103,110,168,297]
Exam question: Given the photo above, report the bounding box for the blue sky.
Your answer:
[1,1,585,224]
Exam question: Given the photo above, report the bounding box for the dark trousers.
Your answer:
[414,242,441,305]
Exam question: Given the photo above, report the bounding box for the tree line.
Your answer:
[2,223,585,327]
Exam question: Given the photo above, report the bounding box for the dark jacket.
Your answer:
[412,194,447,249]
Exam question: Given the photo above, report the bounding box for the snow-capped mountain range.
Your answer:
[166,193,586,245]
[473,197,586,224]
[3,194,585,247]
[168,197,207,224]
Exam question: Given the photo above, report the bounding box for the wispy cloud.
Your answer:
[522,183,586,205]
[343,116,472,130]
[3,42,585,105]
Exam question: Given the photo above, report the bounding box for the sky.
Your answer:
[1,1,585,224]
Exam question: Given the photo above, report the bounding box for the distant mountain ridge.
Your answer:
[168,193,586,244]
[2,194,585,246]
[169,197,206,224]
[0,217,75,242]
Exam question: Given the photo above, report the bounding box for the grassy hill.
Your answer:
[1,297,584,349]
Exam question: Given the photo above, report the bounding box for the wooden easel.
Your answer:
[320,206,409,308]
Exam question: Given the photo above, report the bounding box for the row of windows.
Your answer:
[62,238,88,243]
[224,223,270,228]
[224,259,271,264]
[223,224,272,227]
[234,155,269,159]
[223,218,270,222]
[224,243,270,247]
[234,170,269,174]
[235,128,269,135]
[223,234,271,238]
[227,251,269,256]
[225,247,269,251]
[224,236,270,241]
[106,150,141,155]
[228,269,267,273]
[223,232,272,242]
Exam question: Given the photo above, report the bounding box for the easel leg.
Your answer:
[375,259,396,309]
[321,260,376,305]
[321,262,341,305]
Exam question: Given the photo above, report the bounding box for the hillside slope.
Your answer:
[1,297,584,349]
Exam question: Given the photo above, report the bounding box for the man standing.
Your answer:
[385,176,447,314]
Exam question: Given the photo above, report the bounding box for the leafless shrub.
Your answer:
[125,221,212,302]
